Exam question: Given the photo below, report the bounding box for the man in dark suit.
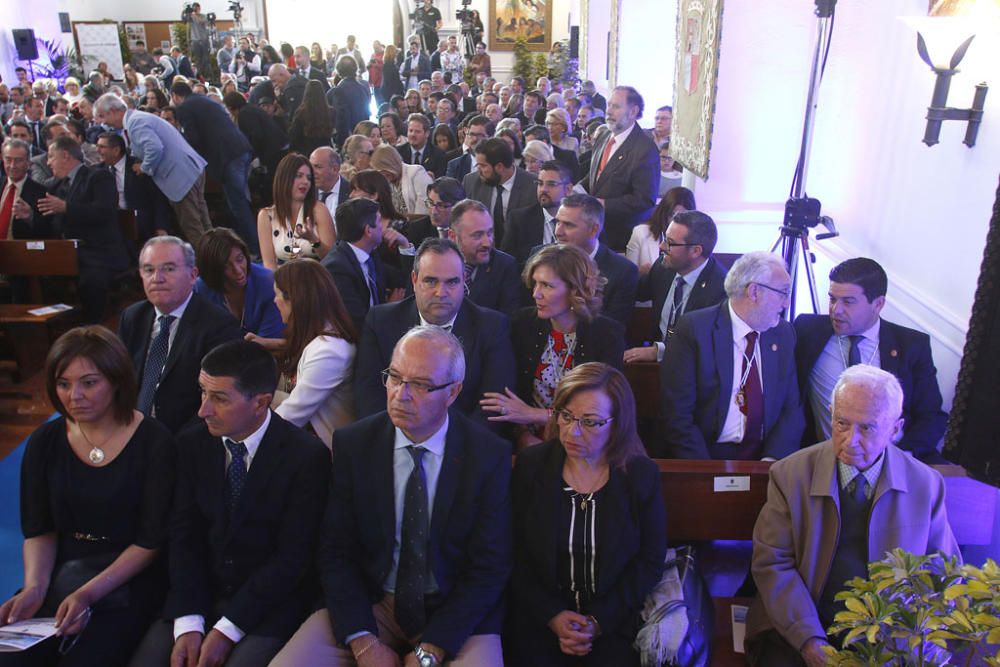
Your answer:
[1,138,51,240]
[310,147,350,217]
[267,65,308,121]
[29,119,66,189]
[581,80,607,112]
[624,210,728,360]
[397,113,448,179]
[327,56,371,149]
[660,251,805,460]
[448,199,520,316]
[118,237,242,433]
[37,135,129,322]
[353,238,515,428]
[400,40,432,91]
[515,91,547,128]
[502,160,572,270]
[270,326,510,667]
[294,45,330,91]
[462,138,537,247]
[323,198,404,333]
[226,92,288,182]
[547,192,638,326]
[96,131,172,239]
[580,86,658,252]
[445,114,489,181]
[402,176,466,249]
[171,81,258,255]
[129,340,331,667]
[6,120,46,159]
[794,257,949,463]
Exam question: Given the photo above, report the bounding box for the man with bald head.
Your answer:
[745,365,959,666]
[265,64,307,119]
[310,147,351,218]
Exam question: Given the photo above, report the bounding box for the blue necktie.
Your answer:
[395,445,429,637]
[365,256,380,305]
[137,315,175,415]
[847,335,863,367]
[851,474,868,504]
[225,439,248,519]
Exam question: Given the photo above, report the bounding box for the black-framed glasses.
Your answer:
[556,409,614,432]
[381,369,455,394]
[753,282,792,299]
[663,240,700,250]
[424,199,454,210]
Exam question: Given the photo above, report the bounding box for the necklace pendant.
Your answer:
[580,497,588,511]
[88,447,105,464]
[736,389,746,408]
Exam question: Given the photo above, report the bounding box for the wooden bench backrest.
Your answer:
[0,240,80,277]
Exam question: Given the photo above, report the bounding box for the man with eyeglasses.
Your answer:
[503,160,572,270]
[402,177,466,249]
[446,115,490,180]
[272,326,511,667]
[660,250,805,460]
[793,258,948,463]
[353,237,515,430]
[624,210,728,364]
[118,236,241,433]
[447,198,519,316]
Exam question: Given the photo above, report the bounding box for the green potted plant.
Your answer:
[825,548,1000,666]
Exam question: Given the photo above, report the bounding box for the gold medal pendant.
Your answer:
[88,447,105,464]
[736,388,746,409]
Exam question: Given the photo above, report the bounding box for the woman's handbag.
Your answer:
[634,545,714,667]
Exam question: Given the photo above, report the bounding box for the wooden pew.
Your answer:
[0,304,76,381]
[0,239,80,303]
[655,458,997,665]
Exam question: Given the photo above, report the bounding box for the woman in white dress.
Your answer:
[257,153,336,271]
[625,186,696,276]
[270,259,357,447]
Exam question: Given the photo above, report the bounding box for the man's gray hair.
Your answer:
[396,325,466,383]
[95,92,127,114]
[724,251,787,298]
[140,235,196,268]
[832,364,904,422]
[1,138,31,155]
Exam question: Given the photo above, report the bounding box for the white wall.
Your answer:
[1,0,72,85]
[66,0,266,30]
[616,0,675,115]
[667,0,999,409]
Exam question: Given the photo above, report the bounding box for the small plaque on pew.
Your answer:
[27,304,72,316]
[714,476,751,492]
[731,605,748,653]
[26,242,45,251]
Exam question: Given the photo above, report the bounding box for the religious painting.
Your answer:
[670,0,725,180]
[489,0,553,52]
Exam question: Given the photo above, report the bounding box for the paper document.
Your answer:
[0,618,58,652]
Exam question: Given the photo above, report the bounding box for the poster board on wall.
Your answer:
[124,23,147,49]
[670,0,724,180]
[75,23,125,80]
[489,0,553,52]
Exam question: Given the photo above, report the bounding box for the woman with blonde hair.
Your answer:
[481,244,625,449]
[522,139,555,175]
[271,259,358,447]
[353,120,381,146]
[546,108,579,154]
[369,144,432,216]
[256,153,336,270]
[339,133,376,182]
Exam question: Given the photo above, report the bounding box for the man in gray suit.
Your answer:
[580,86,658,252]
[95,93,213,248]
[461,138,536,248]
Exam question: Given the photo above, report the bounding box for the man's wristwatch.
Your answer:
[414,645,440,667]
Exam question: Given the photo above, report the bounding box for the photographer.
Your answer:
[184,2,211,78]
[229,36,261,92]
[411,0,442,55]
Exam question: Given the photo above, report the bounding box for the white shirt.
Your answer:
[419,310,459,331]
[347,242,376,306]
[173,411,273,643]
[541,207,557,245]
[1,176,27,240]
[149,290,193,359]
[809,318,882,441]
[718,301,763,444]
[111,156,127,210]
[317,179,341,219]
[654,258,711,362]
[600,121,638,168]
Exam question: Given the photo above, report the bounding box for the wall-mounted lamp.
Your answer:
[916,31,988,146]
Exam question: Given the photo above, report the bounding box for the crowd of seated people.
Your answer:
[0,32,959,667]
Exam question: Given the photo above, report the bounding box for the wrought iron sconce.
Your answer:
[916,32,988,147]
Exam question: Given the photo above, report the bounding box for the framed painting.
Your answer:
[489,0,553,52]
[670,0,725,180]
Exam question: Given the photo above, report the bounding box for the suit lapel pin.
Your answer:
[771,343,778,352]
[890,349,898,357]
[699,281,707,289]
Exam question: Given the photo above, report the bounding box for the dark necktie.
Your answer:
[137,315,176,415]
[318,190,331,204]
[365,255,380,305]
[224,439,248,519]
[740,331,764,451]
[847,335,863,367]
[395,446,429,637]
[463,262,475,293]
[492,184,505,231]
[665,275,686,336]
[31,121,42,148]
[851,474,868,504]
[413,149,421,166]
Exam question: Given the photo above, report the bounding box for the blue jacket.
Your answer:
[124,109,207,202]
[194,262,285,338]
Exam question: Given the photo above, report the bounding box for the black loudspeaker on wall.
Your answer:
[569,26,579,60]
[12,29,39,61]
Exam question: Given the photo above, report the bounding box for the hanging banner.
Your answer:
[75,23,125,80]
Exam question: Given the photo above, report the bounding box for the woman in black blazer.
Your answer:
[510,362,666,665]
[481,244,626,449]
